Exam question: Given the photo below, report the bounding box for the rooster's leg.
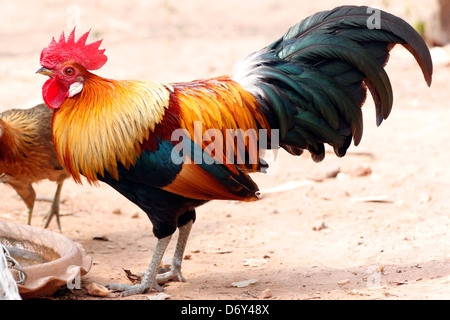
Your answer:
[107,235,172,296]
[43,181,64,231]
[157,219,192,284]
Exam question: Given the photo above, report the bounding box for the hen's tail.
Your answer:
[233,5,432,162]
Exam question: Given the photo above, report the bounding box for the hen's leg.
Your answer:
[43,181,64,231]
[9,182,36,226]
[157,219,192,284]
[26,203,35,226]
[107,235,171,296]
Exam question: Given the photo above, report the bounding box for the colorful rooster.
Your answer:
[37,6,432,296]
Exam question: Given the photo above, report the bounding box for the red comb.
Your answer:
[40,27,107,71]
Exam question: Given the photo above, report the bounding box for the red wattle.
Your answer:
[42,78,68,109]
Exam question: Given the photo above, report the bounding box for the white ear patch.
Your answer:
[68,82,84,97]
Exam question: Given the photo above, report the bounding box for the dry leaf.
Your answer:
[123,269,142,283]
[147,293,171,300]
[337,279,350,286]
[243,258,268,267]
[232,279,258,288]
[205,249,233,254]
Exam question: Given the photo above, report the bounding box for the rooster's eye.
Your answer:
[65,67,75,76]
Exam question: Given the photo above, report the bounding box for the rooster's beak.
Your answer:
[36,67,55,77]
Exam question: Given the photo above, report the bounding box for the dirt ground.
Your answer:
[0,0,449,300]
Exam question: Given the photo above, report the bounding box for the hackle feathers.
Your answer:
[52,75,170,184]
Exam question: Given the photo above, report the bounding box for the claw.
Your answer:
[106,235,172,296]
[43,181,64,231]
[106,281,163,296]
[156,267,185,284]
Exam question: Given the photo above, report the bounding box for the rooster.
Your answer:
[0,104,70,230]
[36,6,432,296]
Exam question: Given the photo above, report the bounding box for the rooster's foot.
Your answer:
[157,266,185,284]
[106,235,172,296]
[106,221,193,296]
[107,281,163,296]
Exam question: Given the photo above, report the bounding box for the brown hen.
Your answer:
[0,103,69,230]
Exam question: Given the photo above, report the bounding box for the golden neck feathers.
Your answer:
[52,74,170,184]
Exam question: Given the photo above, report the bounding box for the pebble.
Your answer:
[86,283,110,297]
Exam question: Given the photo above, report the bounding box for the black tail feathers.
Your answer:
[233,5,432,161]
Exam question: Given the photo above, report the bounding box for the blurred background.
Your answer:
[0,0,447,110]
[0,0,449,299]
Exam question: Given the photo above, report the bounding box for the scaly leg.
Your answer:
[107,235,172,296]
[43,182,64,231]
[157,220,193,284]
[26,203,35,226]
[9,183,35,225]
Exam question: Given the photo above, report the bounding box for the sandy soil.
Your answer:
[0,0,449,300]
